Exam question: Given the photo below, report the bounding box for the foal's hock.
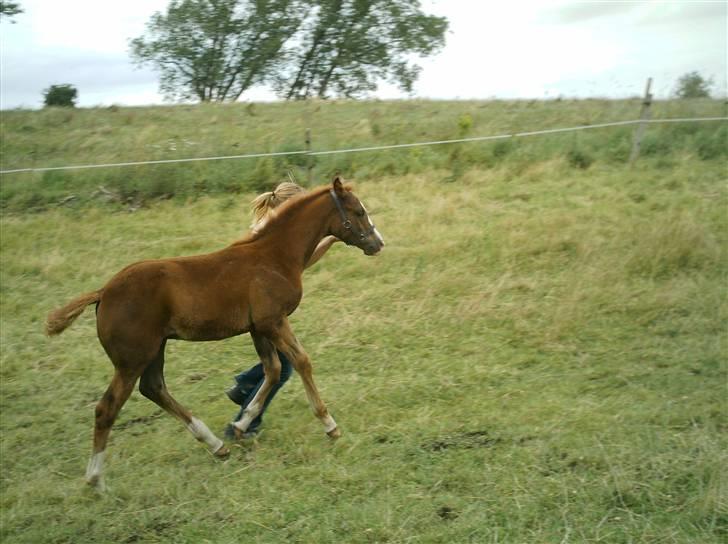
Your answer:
[46,177,384,490]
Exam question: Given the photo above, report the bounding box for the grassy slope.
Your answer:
[0,100,726,543]
[0,98,725,210]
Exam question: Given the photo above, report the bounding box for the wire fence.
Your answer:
[0,116,725,176]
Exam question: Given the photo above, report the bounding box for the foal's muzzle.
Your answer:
[363,232,385,255]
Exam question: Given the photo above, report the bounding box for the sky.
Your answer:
[0,0,726,109]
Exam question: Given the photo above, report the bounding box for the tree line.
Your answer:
[129,0,449,103]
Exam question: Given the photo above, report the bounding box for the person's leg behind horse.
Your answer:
[226,362,265,405]
[226,351,293,437]
[242,351,293,429]
[231,333,283,438]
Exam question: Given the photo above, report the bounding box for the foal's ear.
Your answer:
[332,174,345,196]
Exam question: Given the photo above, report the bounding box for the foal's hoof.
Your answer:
[85,475,106,493]
[224,422,244,441]
[214,445,230,459]
[326,427,342,440]
[226,423,258,441]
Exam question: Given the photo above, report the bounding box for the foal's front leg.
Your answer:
[231,333,282,438]
[273,319,340,439]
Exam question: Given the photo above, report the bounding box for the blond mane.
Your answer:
[231,185,337,246]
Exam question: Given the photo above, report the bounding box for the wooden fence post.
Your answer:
[629,77,653,164]
[305,128,313,186]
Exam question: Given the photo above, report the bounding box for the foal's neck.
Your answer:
[266,190,333,272]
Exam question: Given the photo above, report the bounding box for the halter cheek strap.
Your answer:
[329,189,376,244]
[330,189,352,231]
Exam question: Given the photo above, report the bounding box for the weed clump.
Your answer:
[457,113,473,136]
[639,133,673,156]
[491,139,514,161]
[695,125,727,160]
[566,148,594,169]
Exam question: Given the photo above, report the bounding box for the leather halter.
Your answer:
[329,189,377,243]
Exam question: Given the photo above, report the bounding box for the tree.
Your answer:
[277,0,448,100]
[130,0,303,102]
[674,71,713,99]
[43,84,78,107]
[0,1,23,22]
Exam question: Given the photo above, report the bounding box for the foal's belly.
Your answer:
[167,306,251,342]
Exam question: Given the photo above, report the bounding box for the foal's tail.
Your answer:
[46,290,103,336]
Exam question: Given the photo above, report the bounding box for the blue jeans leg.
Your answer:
[233,363,265,395]
[233,351,293,431]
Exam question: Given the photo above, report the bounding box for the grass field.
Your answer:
[1,100,727,543]
[0,98,725,211]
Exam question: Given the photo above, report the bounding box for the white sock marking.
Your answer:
[187,416,224,453]
[323,415,338,434]
[233,400,262,433]
[233,417,251,433]
[85,451,105,483]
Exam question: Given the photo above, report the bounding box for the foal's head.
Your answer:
[329,176,385,256]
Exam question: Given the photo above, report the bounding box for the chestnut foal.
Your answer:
[46,178,384,490]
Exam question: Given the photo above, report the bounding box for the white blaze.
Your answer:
[362,203,385,245]
[372,226,384,245]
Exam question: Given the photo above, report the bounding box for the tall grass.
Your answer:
[0,99,725,212]
[1,120,726,543]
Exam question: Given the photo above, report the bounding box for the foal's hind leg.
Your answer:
[272,319,340,438]
[139,344,228,458]
[232,332,282,438]
[86,369,138,490]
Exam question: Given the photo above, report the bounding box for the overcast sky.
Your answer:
[1,0,725,109]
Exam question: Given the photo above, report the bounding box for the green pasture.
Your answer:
[0,98,725,212]
[0,100,726,542]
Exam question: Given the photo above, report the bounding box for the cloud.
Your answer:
[635,1,726,26]
[541,1,643,24]
[1,0,725,107]
[1,48,160,108]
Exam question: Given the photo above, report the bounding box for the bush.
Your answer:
[457,114,473,136]
[674,71,713,99]
[639,132,673,156]
[43,84,78,107]
[566,148,594,169]
[695,126,727,161]
[604,130,631,163]
[491,139,514,160]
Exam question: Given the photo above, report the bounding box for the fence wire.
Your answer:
[1,116,725,175]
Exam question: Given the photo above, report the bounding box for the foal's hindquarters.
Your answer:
[85,281,230,490]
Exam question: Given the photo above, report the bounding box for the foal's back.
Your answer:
[96,240,301,355]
